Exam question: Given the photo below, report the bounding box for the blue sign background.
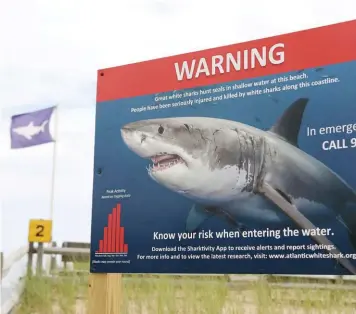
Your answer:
[90,61,356,275]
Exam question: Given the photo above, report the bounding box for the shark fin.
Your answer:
[258,182,356,275]
[348,224,356,253]
[343,221,356,253]
[218,209,247,232]
[268,98,309,147]
[338,202,356,253]
[185,204,216,232]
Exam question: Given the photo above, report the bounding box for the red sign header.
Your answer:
[97,20,356,102]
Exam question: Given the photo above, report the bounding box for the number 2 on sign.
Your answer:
[28,219,52,243]
[36,224,44,237]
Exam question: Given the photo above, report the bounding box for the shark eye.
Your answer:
[158,125,164,134]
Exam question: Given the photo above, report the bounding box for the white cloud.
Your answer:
[1,0,355,254]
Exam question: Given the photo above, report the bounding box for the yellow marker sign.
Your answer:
[28,219,52,243]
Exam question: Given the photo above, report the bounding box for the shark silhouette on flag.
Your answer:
[120,97,356,275]
[10,106,56,149]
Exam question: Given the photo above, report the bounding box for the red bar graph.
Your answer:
[99,240,103,252]
[108,214,112,252]
[112,207,117,252]
[119,227,124,252]
[104,227,108,252]
[116,204,120,252]
[96,203,128,254]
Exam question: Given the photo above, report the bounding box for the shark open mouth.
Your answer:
[149,154,184,172]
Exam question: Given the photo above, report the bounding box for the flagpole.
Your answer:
[49,105,59,221]
[46,105,59,274]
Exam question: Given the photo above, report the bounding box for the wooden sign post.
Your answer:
[88,273,122,313]
[28,219,53,276]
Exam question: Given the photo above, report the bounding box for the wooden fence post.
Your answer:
[0,251,3,280]
[88,273,122,314]
[50,241,57,274]
[27,242,34,277]
[36,242,44,276]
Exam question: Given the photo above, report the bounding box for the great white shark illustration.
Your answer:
[120,98,356,274]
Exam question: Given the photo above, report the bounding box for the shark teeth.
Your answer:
[147,154,184,172]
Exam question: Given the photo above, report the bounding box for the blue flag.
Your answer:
[10,106,56,149]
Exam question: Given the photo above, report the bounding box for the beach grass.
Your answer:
[14,268,356,313]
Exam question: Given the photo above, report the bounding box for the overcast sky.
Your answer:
[0,0,355,254]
